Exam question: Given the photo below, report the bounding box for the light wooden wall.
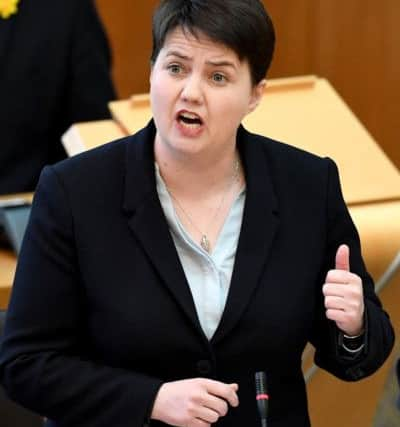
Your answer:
[95,0,399,168]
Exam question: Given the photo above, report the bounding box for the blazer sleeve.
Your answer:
[0,166,162,427]
[310,158,395,381]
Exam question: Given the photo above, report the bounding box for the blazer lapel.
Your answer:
[122,121,207,340]
[212,126,280,345]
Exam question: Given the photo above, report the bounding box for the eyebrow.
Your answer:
[165,51,237,70]
[206,60,237,70]
[166,51,191,61]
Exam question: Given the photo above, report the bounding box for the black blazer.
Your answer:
[0,121,394,427]
[0,0,115,194]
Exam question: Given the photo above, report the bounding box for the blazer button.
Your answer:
[197,360,212,375]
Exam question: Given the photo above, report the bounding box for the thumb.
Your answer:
[335,244,350,271]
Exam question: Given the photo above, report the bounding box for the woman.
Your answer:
[0,1,394,426]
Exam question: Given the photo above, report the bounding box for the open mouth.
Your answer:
[177,111,203,127]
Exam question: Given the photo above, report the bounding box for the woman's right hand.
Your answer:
[151,378,239,426]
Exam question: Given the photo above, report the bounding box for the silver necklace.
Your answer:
[166,159,240,253]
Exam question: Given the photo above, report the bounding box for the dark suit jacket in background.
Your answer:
[0,121,394,426]
[0,0,115,194]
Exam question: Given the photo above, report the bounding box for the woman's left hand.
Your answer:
[323,244,365,336]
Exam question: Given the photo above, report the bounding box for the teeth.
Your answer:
[180,112,200,120]
[178,111,203,129]
[181,121,200,128]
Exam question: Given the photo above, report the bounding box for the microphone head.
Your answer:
[255,371,268,395]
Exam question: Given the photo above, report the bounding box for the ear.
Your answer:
[247,79,266,114]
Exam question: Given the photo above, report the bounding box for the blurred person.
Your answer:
[0,1,394,426]
[0,0,115,194]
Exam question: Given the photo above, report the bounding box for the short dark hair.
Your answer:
[151,0,275,85]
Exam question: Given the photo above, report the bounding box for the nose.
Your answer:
[180,75,203,104]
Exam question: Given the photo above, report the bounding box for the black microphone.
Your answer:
[255,371,269,427]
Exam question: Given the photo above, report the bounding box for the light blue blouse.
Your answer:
[155,165,246,339]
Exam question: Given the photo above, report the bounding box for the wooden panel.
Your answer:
[263,0,315,78]
[95,0,158,98]
[95,0,317,95]
[313,0,400,168]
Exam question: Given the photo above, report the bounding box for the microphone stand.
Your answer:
[255,371,269,427]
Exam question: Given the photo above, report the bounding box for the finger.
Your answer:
[324,295,345,311]
[192,419,211,427]
[326,307,363,333]
[326,308,348,323]
[335,244,350,272]
[195,406,221,424]
[202,394,229,417]
[325,269,350,284]
[326,270,361,285]
[326,294,364,315]
[323,283,347,298]
[323,276,363,298]
[204,380,239,407]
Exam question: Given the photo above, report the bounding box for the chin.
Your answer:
[171,141,207,156]
[167,131,208,154]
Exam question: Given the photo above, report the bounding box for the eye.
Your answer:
[167,64,183,75]
[212,72,227,84]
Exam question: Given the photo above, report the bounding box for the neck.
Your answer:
[154,139,241,199]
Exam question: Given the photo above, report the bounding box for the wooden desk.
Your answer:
[106,76,400,205]
[0,249,16,310]
[0,192,32,310]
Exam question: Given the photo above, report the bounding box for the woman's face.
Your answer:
[150,27,265,159]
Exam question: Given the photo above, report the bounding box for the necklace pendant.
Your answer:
[200,235,210,253]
